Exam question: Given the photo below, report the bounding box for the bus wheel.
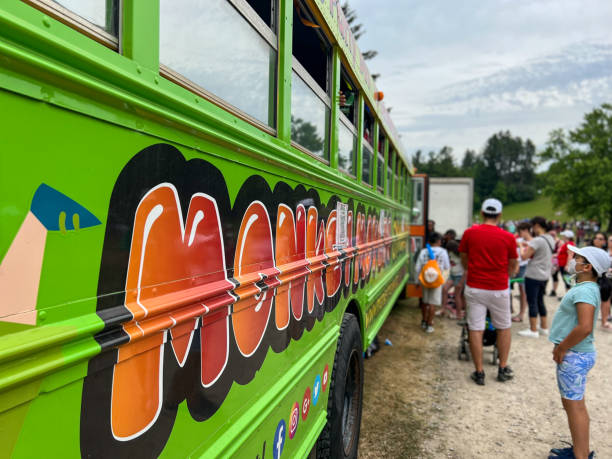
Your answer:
[317,313,364,459]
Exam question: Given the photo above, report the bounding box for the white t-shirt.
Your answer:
[415,246,450,276]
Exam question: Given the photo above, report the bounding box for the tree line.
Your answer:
[412,131,538,211]
[413,104,612,231]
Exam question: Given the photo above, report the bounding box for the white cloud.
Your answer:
[346,0,612,162]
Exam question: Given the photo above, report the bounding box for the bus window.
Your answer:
[25,0,119,47]
[160,0,277,128]
[394,163,399,200]
[363,104,374,147]
[338,121,356,176]
[337,67,357,175]
[377,131,386,192]
[387,150,395,196]
[245,0,275,28]
[362,144,373,186]
[291,0,331,160]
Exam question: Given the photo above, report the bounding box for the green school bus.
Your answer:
[0,1,413,457]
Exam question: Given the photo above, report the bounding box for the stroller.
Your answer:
[457,314,499,365]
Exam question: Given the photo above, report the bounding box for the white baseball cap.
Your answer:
[568,245,611,276]
[481,198,503,214]
[560,230,575,239]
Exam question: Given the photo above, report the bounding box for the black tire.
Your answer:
[317,313,364,459]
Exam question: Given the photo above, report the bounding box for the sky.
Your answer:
[347,0,612,164]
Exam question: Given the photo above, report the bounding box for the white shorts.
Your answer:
[464,285,511,331]
[422,286,442,306]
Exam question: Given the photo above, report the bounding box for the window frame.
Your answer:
[361,142,374,188]
[337,111,358,178]
[290,6,332,162]
[160,0,279,135]
[377,151,385,193]
[23,0,119,49]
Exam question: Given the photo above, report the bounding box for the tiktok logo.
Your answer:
[273,419,286,459]
[289,402,299,439]
[312,375,321,406]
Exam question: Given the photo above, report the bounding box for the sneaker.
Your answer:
[538,327,549,336]
[425,325,434,333]
[518,328,539,338]
[497,366,514,382]
[548,447,595,458]
[471,371,485,386]
[421,320,427,330]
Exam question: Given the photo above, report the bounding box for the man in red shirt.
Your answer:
[459,198,519,385]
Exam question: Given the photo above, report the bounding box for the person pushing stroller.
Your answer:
[459,198,519,385]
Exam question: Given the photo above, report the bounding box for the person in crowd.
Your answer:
[459,198,518,385]
[519,216,556,338]
[442,229,456,248]
[416,232,450,334]
[550,229,561,297]
[548,246,611,459]
[589,232,611,332]
[557,230,576,294]
[442,239,465,319]
[512,221,531,322]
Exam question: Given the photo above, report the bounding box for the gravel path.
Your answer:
[359,294,612,458]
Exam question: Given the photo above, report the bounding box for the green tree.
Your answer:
[540,104,612,230]
[474,131,537,207]
[291,116,324,155]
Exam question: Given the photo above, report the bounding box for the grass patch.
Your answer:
[476,196,574,222]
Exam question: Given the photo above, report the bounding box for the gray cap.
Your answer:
[568,245,611,276]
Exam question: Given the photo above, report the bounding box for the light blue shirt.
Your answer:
[549,281,600,353]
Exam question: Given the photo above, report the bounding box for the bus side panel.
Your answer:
[0,88,408,457]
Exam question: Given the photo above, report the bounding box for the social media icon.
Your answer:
[273,419,286,459]
[312,375,321,406]
[322,364,329,392]
[302,387,311,421]
[289,402,299,439]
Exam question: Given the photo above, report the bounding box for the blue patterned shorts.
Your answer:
[556,350,596,400]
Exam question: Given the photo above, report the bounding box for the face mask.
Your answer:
[567,259,577,275]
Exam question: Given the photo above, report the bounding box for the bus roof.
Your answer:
[310,0,408,168]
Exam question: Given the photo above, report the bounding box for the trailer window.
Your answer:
[160,0,277,128]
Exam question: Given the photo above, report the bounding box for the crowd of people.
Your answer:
[415,199,612,459]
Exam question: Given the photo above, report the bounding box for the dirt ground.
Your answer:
[358,293,612,458]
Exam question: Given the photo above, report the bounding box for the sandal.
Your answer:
[512,316,523,322]
[601,323,612,332]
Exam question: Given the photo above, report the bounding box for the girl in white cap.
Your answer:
[548,245,612,459]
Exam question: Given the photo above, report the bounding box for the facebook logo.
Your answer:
[312,375,321,406]
[273,419,286,459]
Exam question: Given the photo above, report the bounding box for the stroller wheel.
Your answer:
[491,346,499,365]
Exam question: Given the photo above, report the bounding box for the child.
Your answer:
[442,239,464,319]
[416,232,450,333]
[548,246,611,459]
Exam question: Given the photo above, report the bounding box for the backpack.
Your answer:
[419,244,445,288]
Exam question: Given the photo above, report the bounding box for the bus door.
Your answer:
[406,174,428,297]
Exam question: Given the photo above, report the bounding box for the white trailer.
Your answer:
[427,177,474,238]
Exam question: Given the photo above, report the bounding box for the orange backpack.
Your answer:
[419,244,445,288]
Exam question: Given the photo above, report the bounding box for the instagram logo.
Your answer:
[289,402,299,439]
